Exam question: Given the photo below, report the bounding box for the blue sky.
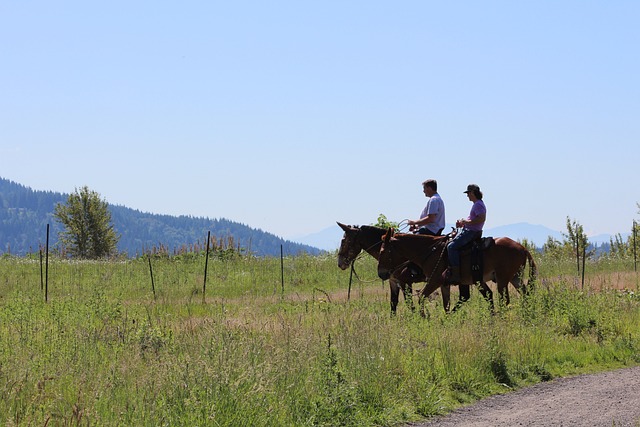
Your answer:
[1,1,638,239]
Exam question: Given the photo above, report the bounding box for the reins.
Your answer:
[419,240,448,293]
[396,220,411,233]
[345,231,384,285]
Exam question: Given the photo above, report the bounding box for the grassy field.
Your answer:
[0,251,639,426]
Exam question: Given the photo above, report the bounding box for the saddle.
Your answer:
[461,237,494,283]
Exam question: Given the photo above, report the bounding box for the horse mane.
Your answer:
[350,225,387,256]
[359,225,386,234]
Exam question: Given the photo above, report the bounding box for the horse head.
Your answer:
[337,222,363,270]
[377,227,399,280]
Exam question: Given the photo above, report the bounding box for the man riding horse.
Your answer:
[406,179,470,305]
[407,179,445,237]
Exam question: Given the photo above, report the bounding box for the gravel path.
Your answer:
[411,365,640,427]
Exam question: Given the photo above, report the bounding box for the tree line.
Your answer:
[0,178,321,258]
[2,177,637,261]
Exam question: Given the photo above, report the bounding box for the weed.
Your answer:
[0,254,637,425]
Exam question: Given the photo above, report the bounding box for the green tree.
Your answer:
[372,213,399,230]
[609,233,629,258]
[633,204,640,259]
[541,235,571,259]
[54,186,119,259]
[518,238,538,255]
[563,216,591,273]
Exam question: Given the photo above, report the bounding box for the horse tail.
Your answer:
[525,249,537,294]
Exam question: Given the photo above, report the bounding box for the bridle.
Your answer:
[338,228,384,282]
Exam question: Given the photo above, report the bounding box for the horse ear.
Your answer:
[383,227,393,243]
[337,222,350,232]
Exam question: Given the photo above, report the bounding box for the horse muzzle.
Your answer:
[337,257,350,270]
[378,267,391,281]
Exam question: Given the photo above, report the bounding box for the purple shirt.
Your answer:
[465,200,486,232]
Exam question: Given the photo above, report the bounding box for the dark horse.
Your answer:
[337,222,422,314]
[377,229,537,312]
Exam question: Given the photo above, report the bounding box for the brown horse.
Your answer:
[337,222,422,314]
[377,228,537,312]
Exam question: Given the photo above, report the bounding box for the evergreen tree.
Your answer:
[1,178,320,257]
[54,186,119,259]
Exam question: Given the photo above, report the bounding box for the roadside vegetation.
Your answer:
[1,234,639,426]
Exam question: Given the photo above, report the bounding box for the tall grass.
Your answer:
[0,252,638,426]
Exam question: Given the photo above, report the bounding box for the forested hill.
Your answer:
[0,178,322,257]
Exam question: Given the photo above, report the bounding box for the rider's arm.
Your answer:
[408,214,437,227]
[459,213,485,227]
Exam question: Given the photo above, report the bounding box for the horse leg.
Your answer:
[417,294,426,318]
[458,284,471,303]
[451,283,471,312]
[476,281,494,312]
[389,277,401,314]
[497,280,510,306]
[441,284,452,312]
[510,265,527,296]
[396,267,418,311]
[403,283,415,311]
[418,281,442,317]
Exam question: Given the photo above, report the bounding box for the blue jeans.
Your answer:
[417,227,443,236]
[447,228,482,267]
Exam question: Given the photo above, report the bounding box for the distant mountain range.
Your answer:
[294,222,627,251]
[2,177,627,258]
[0,178,321,257]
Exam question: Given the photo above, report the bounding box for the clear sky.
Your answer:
[1,1,638,240]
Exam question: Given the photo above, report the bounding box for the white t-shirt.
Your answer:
[420,193,445,234]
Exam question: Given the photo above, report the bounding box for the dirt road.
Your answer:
[413,365,640,427]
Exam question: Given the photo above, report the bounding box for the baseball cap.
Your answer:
[464,184,480,193]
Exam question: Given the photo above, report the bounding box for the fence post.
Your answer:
[634,220,637,272]
[348,262,355,301]
[45,224,49,303]
[581,245,586,290]
[148,255,156,300]
[575,238,580,275]
[40,249,44,291]
[203,231,211,303]
[280,244,284,295]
